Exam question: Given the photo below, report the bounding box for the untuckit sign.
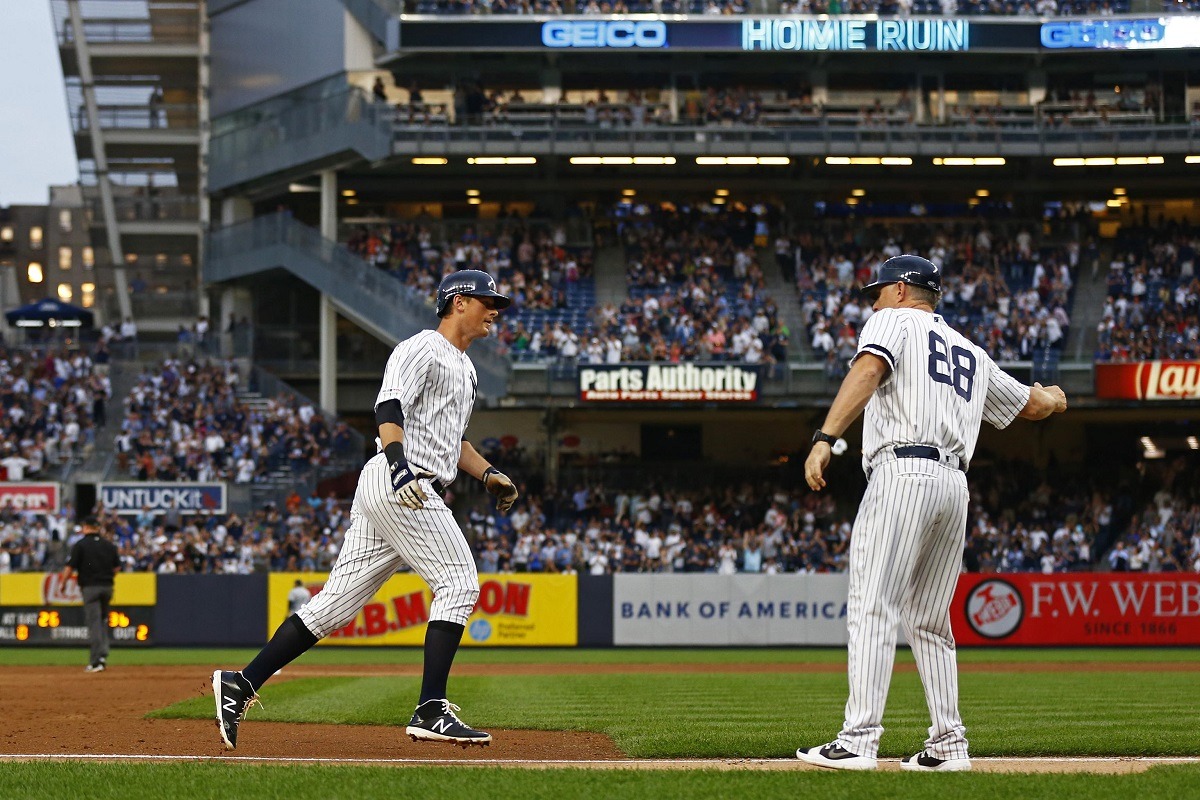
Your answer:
[98,482,227,515]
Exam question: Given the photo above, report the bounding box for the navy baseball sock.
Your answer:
[419,620,465,703]
[242,614,318,691]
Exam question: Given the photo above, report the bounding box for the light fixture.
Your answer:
[1187,436,1198,450]
[976,189,990,197]
[932,157,1006,166]
[851,189,866,197]
[466,189,480,197]
[824,157,912,166]
[696,156,790,165]
[1113,187,1126,196]
[468,157,537,165]
[1106,199,1123,208]
[345,198,358,205]
[341,189,356,197]
[712,197,726,205]
[1053,156,1165,167]
[288,182,318,193]
[1186,156,1200,164]
[412,157,448,165]
[569,156,676,165]
[845,198,859,206]
[467,198,482,205]
[622,189,637,196]
[715,189,730,197]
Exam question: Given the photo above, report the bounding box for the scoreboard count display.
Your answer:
[0,606,153,646]
[0,573,157,647]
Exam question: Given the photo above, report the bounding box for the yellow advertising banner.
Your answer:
[268,572,578,646]
[0,573,157,606]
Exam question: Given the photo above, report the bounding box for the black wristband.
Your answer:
[811,429,838,446]
[482,466,499,483]
[384,441,406,469]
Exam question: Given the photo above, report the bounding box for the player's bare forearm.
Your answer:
[805,354,886,491]
[458,440,492,481]
[1017,382,1068,420]
[819,354,888,437]
[378,422,405,447]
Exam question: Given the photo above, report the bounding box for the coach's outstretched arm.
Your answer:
[804,352,889,491]
[1017,382,1068,420]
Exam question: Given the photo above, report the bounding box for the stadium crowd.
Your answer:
[401,0,1138,16]
[1106,456,1199,572]
[1096,220,1200,362]
[458,462,1157,576]
[112,358,357,484]
[344,218,589,315]
[0,345,109,481]
[0,492,348,575]
[781,218,1081,373]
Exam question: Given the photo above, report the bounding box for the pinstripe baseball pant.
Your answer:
[837,456,970,761]
[298,453,479,638]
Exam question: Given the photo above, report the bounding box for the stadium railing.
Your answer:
[209,87,392,192]
[205,212,513,399]
[392,121,1200,157]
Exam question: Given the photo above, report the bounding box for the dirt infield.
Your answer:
[3,663,1196,773]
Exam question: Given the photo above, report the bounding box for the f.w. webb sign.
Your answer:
[579,363,762,402]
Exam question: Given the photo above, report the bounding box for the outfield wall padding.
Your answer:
[576,575,613,646]
[155,574,268,646]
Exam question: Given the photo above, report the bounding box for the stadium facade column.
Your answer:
[810,69,829,109]
[66,0,132,324]
[318,169,338,413]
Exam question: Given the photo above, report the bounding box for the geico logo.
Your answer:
[541,20,667,49]
[1040,20,1165,49]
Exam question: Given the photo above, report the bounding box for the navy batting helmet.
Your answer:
[435,269,512,317]
[861,254,942,298]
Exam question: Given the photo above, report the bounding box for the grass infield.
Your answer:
[152,669,1200,758]
[5,648,1199,798]
[2,763,1200,800]
[3,645,1200,667]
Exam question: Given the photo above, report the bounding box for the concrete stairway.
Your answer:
[593,244,629,306]
[756,248,810,362]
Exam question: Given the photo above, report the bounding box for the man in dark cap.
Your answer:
[62,516,121,672]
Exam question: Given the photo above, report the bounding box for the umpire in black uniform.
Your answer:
[62,517,121,672]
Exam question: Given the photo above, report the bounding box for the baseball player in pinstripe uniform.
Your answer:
[212,269,519,750]
[796,255,1067,772]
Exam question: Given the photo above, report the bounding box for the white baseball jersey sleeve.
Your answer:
[375,329,478,485]
[853,308,1029,470]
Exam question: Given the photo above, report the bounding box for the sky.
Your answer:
[0,2,78,206]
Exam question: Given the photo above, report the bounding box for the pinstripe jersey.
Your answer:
[375,330,478,485]
[854,308,1029,470]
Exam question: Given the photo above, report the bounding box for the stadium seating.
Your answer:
[0,345,106,480]
[1095,222,1200,362]
[402,0,1137,14]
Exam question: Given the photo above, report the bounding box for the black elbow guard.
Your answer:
[375,399,405,428]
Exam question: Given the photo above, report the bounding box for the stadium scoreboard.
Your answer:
[0,606,153,646]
